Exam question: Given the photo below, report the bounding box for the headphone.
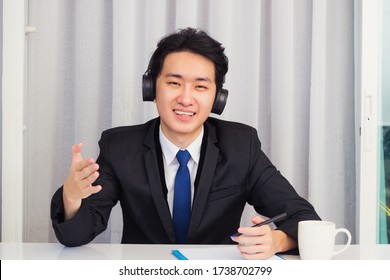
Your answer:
[142,66,228,115]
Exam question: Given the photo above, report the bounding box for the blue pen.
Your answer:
[231,212,288,238]
[172,250,188,260]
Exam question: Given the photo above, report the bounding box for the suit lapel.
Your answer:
[143,119,220,244]
[186,121,219,243]
[143,119,177,243]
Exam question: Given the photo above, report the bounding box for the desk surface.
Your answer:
[1,242,389,260]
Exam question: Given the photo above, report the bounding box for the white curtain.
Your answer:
[25,0,356,244]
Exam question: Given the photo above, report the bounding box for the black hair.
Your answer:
[148,27,228,92]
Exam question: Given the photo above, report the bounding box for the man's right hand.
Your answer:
[62,143,102,220]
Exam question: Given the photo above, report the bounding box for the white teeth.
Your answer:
[175,110,194,116]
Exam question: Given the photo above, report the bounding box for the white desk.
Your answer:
[2,243,389,280]
[1,242,389,260]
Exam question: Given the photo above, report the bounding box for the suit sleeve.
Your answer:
[50,187,105,247]
[50,132,120,247]
[246,128,321,243]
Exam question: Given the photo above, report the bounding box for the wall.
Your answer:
[382,0,390,123]
[0,0,3,241]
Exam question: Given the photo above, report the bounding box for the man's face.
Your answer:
[155,51,216,148]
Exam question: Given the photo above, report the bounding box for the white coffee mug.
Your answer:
[298,220,351,260]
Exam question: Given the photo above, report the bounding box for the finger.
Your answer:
[78,163,99,181]
[66,164,98,194]
[86,170,100,186]
[78,174,101,198]
[81,184,102,197]
[232,216,266,237]
[251,215,265,225]
[234,224,271,239]
[233,232,272,248]
[238,244,268,254]
[237,245,268,260]
[240,251,271,260]
[71,143,84,164]
[90,185,102,195]
[72,158,96,173]
[237,244,273,260]
[76,168,100,189]
[245,225,271,236]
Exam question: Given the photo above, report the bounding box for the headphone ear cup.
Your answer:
[143,72,228,113]
[211,88,228,115]
[142,73,155,101]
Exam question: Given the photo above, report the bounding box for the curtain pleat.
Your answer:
[26,0,356,244]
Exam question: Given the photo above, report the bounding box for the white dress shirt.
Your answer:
[159,126,203,216]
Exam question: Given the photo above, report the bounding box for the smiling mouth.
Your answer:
[174,109,195,117]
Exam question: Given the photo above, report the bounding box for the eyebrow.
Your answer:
[164,73,213,83]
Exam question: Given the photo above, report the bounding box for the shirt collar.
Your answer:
[159,127,203,165]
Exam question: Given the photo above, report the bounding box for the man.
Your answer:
[51,27,320,260]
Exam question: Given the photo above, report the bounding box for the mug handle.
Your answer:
[333,228,352,256]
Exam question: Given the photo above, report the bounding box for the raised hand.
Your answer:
[62,143,102,220]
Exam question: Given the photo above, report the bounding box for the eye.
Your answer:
[195,85,208,90]
[167,81,181,86]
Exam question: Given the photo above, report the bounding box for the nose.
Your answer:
[177,85,194,106]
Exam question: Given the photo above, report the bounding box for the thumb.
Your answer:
[71,143,84,163]
[251,215,265,225]
[90,185,102,195]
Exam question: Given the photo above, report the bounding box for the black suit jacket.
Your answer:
[51,117,320,247]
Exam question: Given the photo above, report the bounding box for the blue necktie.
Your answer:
[172,150,191,243]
